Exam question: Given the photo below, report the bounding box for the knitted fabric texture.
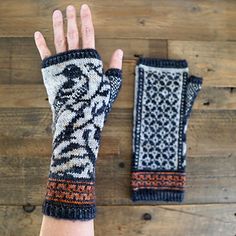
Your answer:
[41,49,122,220]
[131,58,202,202]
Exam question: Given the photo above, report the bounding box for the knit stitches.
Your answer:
[132,58,202,202]
[41,49,122,220]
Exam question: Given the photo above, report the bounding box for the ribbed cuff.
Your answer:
[105,68,122,78]
[189,75,203,85]
[132,189,184,202]
[138,58,188,68]
[42,200,96,220]
[43,178,96,220]
[42,48,101,68]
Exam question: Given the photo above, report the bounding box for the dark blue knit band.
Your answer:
[132,189,184,202]
[42,48,101,68]
[43,200,96,221]
[105,68,122,78]
[137,57,188,68]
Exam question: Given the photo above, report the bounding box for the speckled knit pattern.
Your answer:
[41,49,122,220]
[132,58,202,202]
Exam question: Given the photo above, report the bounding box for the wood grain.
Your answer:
[1,39,236,87]
[1,153,236,205]
[1,85,236,110]
[0,109,236,205]
[0,108,235,157]
[168,41,236,87]
[0,1,235,40]
[0,38,166,84]
[1,204,236,236]
[0,1,236,235]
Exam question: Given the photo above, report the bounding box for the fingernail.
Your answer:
[67,5,74,11]
[53,10,61,17]
[34,31,40,39]
[117,49,124,58]
[81,4,89,10]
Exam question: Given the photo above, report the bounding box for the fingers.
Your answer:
[66,5,79,50]
[53,10,67,53]
[34,31,51,60]
[36,4,97,60]
[80,4,95,49]
[109,49,123,70]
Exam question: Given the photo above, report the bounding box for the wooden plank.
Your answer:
[168,41,236,87]
[1,39,236,87]
[96,205,236,236]
[0,85,236,110]
[194,87,236,110]
[0,109,235,157]
[0,38,167,61]
[0,0,39,17]
[0,1,235,40]
[0,204,236,236]
[0,110,236,205]
[186,110,236,157]
[0,38,166,84]
[1,153,236,205]
[0,38,41,84]
[97,38,167,61]
[0,137,122,205]
[0,135,120,160]
[0,153,235,205]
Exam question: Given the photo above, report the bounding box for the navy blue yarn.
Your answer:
[132,67,145,170]
[138,57,188,68]
[180,75,203,171]
[42,49,101,68]
[56,64,84,78]
[177,71,188,171]
[184,75,203,120]
[43,200,96,220]
[105,68,122,78]
[132,189,184,202]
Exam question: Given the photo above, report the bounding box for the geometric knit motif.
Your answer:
[41,49,122,220]
[139,68,183,171]
[132,58,202,202]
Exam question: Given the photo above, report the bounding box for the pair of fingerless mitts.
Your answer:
[41,49,202,221]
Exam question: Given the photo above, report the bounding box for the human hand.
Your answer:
[34,4,123,221]
[34,4,123,69]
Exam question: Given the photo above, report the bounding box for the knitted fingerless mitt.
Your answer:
[41,49,122,220]
[132,58,202,202]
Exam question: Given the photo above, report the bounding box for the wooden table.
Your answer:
[0,1,236,235]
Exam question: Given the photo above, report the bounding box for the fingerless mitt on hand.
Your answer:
[132,58,202,202]
[41,49,122,220]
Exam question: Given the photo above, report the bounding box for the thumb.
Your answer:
[108,49,123,70]
[185,75,203,120]
[105,49,123,105]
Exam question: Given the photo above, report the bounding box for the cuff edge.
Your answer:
[42,49,101,68]
[132,189,184,202]
[138,58,188,68]
[105,68,122,78]
[42,200,96,221]
[189,75,203,84]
